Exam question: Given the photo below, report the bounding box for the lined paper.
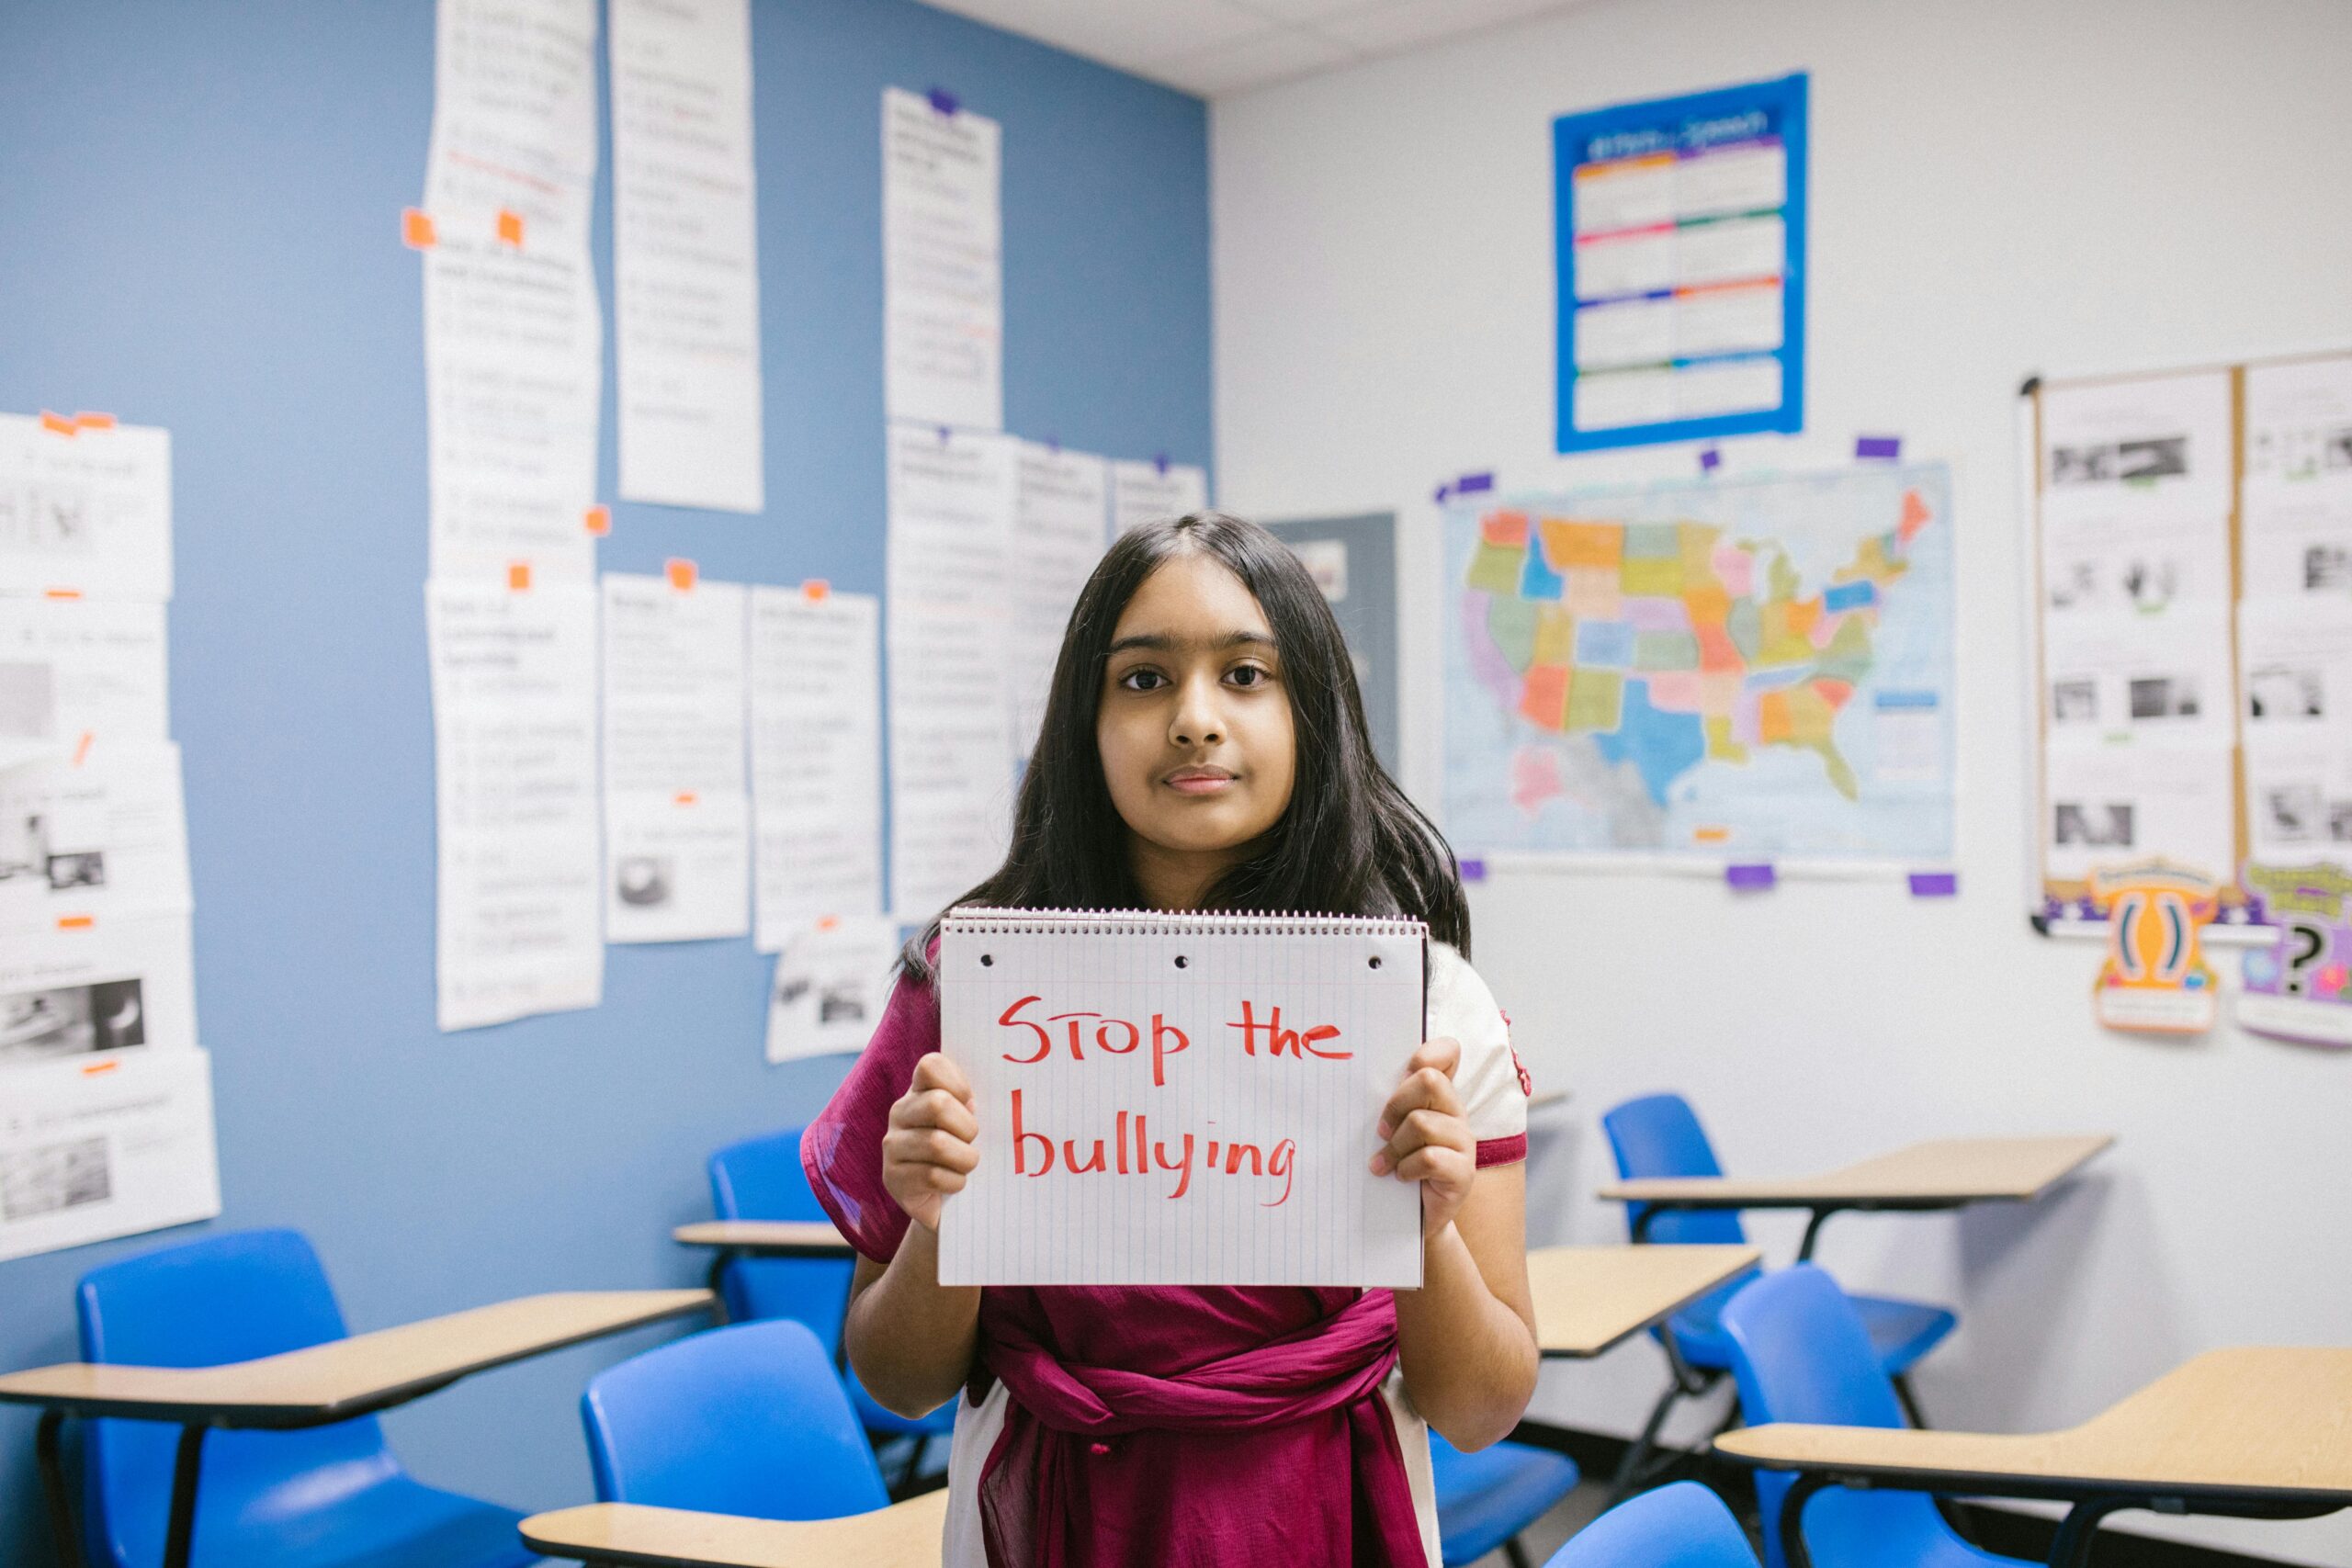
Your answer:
[937,910,1426,1288]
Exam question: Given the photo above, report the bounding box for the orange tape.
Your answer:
[665,558,697,592]
[40,411,76,436]
[496,208,525,247]
[74,412,116,431]
[72,731,94,766]
[673,790,698,807]
[1693,826,1731,844]
[583,503,611,536]
[81,1059,120,1077]
[801,579,830,601]
[57,915,95,931]
[43,587,82,601]
[818,914,841,931]
[401,208,437,249]
[507,561,532,591]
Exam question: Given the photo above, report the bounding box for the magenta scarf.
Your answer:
[804,973,1428,1568]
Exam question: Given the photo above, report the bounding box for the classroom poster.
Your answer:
[749,586,884,950]
[1011,443,1108,762]
[882,86,1002,432]
[1552,73,1807,453]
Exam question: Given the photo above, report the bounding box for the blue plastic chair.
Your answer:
[75,1228,536,1568]
[580,1318,888,1519]
[1430,1430,1579,1567]
[1545,1481,1759,1568]
[708,1129,956,1474]
[1601,1094,1955,1480]
[1719,1267,2030,1568]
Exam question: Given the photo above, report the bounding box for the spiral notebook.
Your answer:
[935,908,1429,1288]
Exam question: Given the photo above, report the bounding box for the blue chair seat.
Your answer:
[1546,1481,1758,1567]
[848,1369,957,1437]
[1668,1280,1955,1379]
[1429,1433,1579,1566]
[174,1470,533,1568]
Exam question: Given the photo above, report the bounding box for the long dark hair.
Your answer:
[903,511,1468,977]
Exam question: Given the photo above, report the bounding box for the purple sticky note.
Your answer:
[1459,857,1487,883]
[1856,434,1902,460]
[926,86,960,116]
[1908,871,1959,897]
[1699,447,1722,473]
[1457,471,1495,496]
[1725,863,1776,891]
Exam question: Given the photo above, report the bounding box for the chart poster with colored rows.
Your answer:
[1553,73,1807,454]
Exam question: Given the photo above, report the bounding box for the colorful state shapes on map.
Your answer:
[1898,488,1933,543]
[1682,581,1732,626]
[1730,689,1762,747]
[1625,595,1691,632]
[1575,618,1634,669]
[1519,539,1566,600]
[1487,592,1541,672]
[1482,511,1531,547]
[1813,615,1875,685]
[1695,621,1745,672]
[1465,540,1527,595]
[1713,541,1755,598]
[1519,663,1572,731]
[1566,667,1625,732]
[1758,688,1793,744]
[1703,712,1748,762]
[1811,677,1855,711]
[1510,744,1566,817]
[1676,524,1721,579]
[1460,592,1521,708]
[1622,553,1684,596]
[1531,605,1577,666]
[1725,596,1762,661]
[1625,523,1679,559]
[1634,629,1702,671]
[1757,601,1816,666]
[1823,579,1876,615]
[1759,683,1858,799]
[1542,519,1623,569]
[1565,567,1623,619]
[1647,671,1704,713]
[1592,679,1707,807]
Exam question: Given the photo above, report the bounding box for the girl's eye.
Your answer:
[1118,668,1166,692]
[1228,664,1272,688]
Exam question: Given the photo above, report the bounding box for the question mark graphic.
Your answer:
[2282,918,2328,996]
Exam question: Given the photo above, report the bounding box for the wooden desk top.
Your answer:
[1716,1348,2352,1504]
[1527,1244,1760,1358]
[0,1290,711,1428]
[521,1491,949,1568]
[673,1221,854,1257]
[1600,1134,2114,1210]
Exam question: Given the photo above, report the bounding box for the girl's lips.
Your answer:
[1164,769,1236,795]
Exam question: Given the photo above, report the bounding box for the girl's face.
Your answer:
[1096,553,1298,894]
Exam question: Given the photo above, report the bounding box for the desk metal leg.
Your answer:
[162,1425,207,1568]
[1776,1472,1829,1568]
[36,1409,86,1568]
[2048,1497,2129,1568]
[706,1249,736,1325]
[1795,1207,1841,1262]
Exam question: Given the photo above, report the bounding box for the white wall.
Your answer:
[1213,1,2352,1559]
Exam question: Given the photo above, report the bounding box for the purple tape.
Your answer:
[1459,857,1487,883]
[1699,447,1722,472]
[1855,434,1902,460]
[1154,452,1170,476]
[1725,863,1776,891]
[927,86,960,116]
[1457,471,1495,495]
[1908,871,1959,897]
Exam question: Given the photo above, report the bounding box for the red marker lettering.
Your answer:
[1150,1014,1188,1086]
[1046,1010,1101,1060]
[1011,1089,1055,1175]
[1000,997,1051,1064]
[1154,1132,1195,1199]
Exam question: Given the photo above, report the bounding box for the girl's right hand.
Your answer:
[883,1053,979,1234]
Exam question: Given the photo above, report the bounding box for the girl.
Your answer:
[803,513,1537,1566]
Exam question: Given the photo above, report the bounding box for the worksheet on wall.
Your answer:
[425,580,604,1030]
[1011,442,1107,761]
[887,422,1017,916]
[2242,355,2352,604]
[0,413,173,601]
[0,1046,220,1264]
[764,914,899,1062]
[749,585,883,950]
[603,571,750,942]
[1110,457,1207,536]
[421,0,604,581]
[882,85,1002,432]
[0,596,169,769]
[0,913,199,1066]
[610,0,764,513]
[0,744,192,934]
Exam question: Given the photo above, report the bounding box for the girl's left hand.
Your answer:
[1371,1036,1476,1236]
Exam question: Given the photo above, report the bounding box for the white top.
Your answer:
[935,942,1531,1566]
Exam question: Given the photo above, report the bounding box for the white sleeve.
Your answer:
[1424,942,1530,1167]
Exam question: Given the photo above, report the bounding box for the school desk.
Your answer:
[522,1487,951,1568]
[1526,1244,1762,1358]
[673,1221,855,1318]
[1600,1134,2115,1260]
[0,1288,713,1568]
[1713,1347,2352,1568]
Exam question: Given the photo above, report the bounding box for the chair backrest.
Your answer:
[581,1318,888,1519]
[1600,1093,1747,1247]
[1720,1266,1939,1568]
[1545,1482,1758,1568]
[707,1129,856,1353]
[76,1228,400,1568]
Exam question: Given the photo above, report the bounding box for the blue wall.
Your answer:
[0,2,1209,1559]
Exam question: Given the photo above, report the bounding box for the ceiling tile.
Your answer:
[918,0,1270,78]
[1313,0,1584,56]
[1139,25,1360,96]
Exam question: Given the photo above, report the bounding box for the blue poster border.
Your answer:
[1552,72,1809,454]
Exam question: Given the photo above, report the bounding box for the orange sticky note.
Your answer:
[74,412,117,431]
[801,579,830,601]
[57,914,95,931]
[496,208,525,247]
[40,411,76,436]
[401,208,437,249]
[673,790,699,807]
[665,558,697,592]
[507,561,532,591]
[583,504,611,536]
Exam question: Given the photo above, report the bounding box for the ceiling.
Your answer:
[919,0,1599,98]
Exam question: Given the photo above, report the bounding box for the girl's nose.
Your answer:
[1170,674,1224,747]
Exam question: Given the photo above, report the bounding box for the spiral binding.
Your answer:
[940,907,1428,940]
